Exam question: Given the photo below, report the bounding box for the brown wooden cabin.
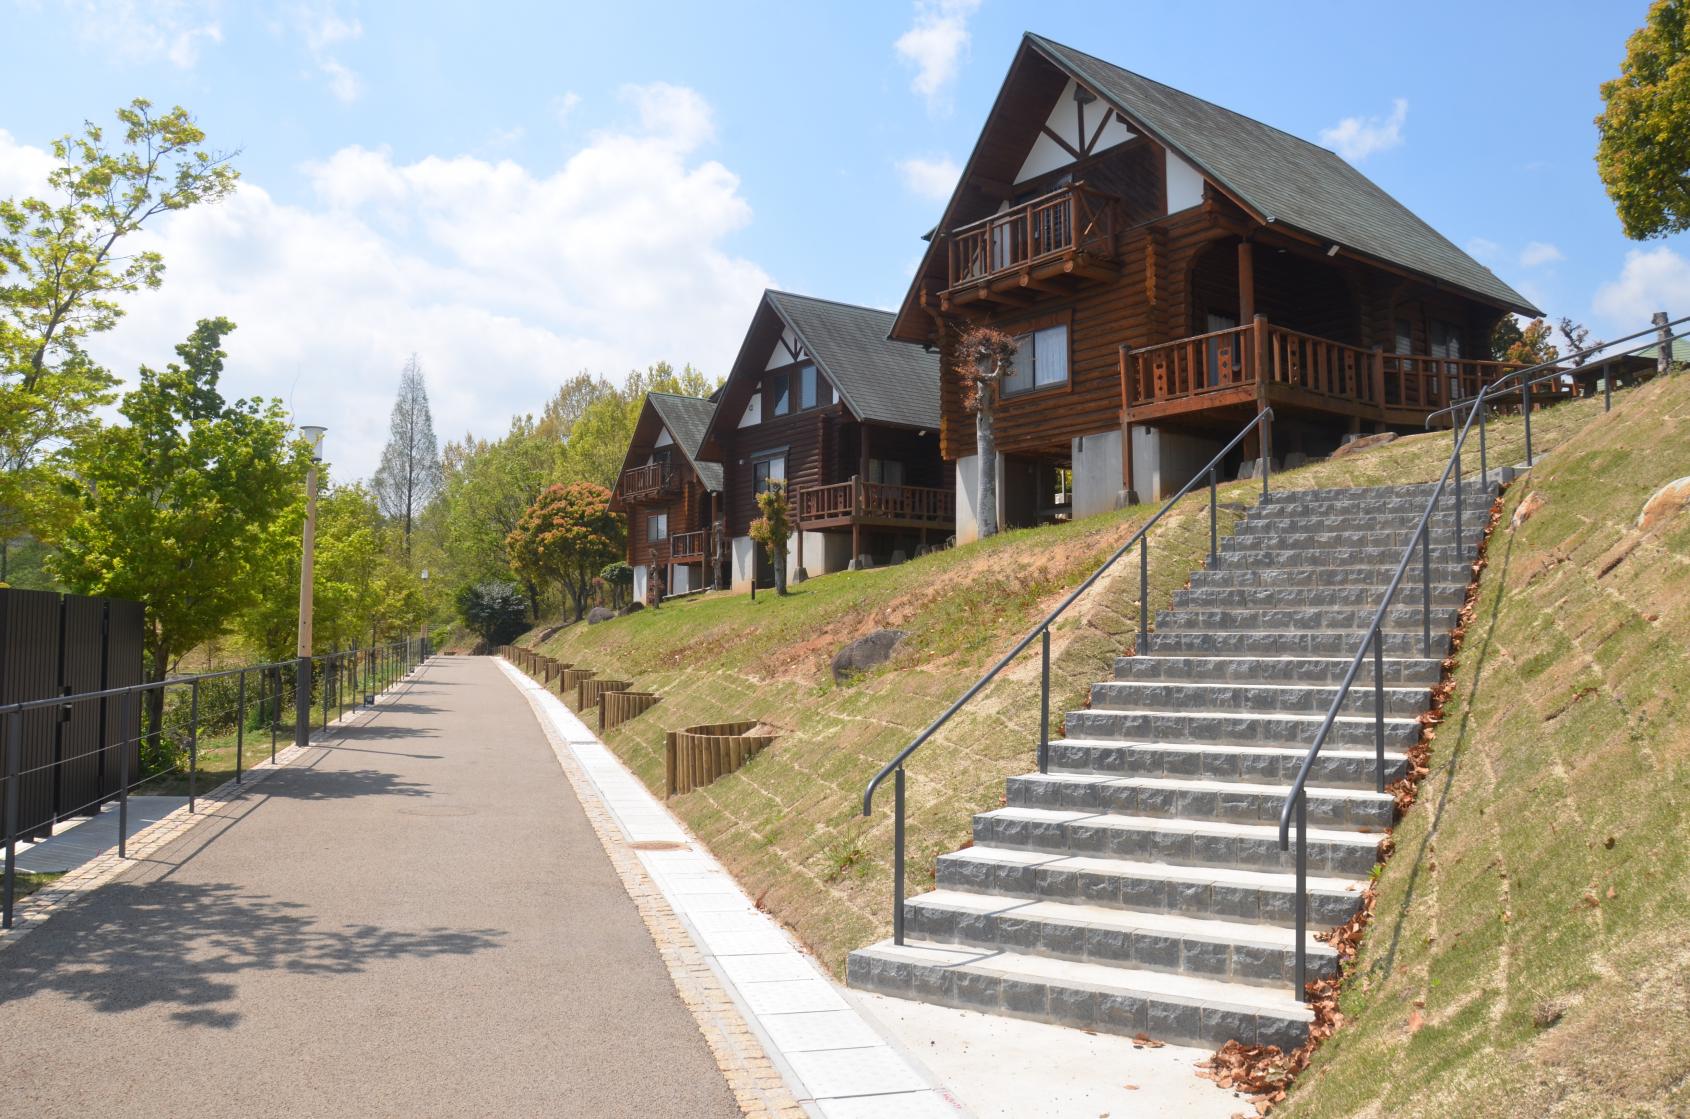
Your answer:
[699,290,949,591]
[889,33,1542,541]
[608,392,724,602]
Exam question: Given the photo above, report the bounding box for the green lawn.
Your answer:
[519,391,1626,976]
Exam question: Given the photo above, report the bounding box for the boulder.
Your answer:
[1638,475,1690,532]
[832,629,909,683]
[1330,432,1397,460]
[587,606,616,625]
[619,602,644,616]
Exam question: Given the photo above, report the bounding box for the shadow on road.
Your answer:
[0,880,504,1028]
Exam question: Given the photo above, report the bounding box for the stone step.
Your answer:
[1235,511,1478,536]
[973,806,1385,877]
[1251,495,1495,523]
[1215,545,1475,570]
[847,940,1313,1050]
[934,845,1367,929]
[1267,480,1495,507]
[1113,653,1443,688]
[1153,604,1463,635]
[1047,738,1408,791]
[1174,583,1467,611]
[1142,629,1449,658]
[1066,706,1421,750]
[900,890,1337,989]
[1220,529,1483,556]
[1190,565,1472,591]
[1005,771,1396,829]
[1090,679,1430,718]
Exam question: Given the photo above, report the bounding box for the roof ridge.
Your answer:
[767,288,896,319]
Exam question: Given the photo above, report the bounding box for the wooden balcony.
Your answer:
[1121,317,1571,426]
[941,183,1119,307]
[669,529,706,563]
[794,479,956,530]
[617,461,678,504]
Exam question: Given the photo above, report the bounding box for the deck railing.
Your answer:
[618,461,675,502]
[1122,317,1547,418]
[795,480,956,526]
[669,529,706,562]
[947,183,1118,289]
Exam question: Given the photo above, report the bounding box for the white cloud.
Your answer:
[288,1,364,102]
[1465,237,1502,263]
[53,83,772,481]
[1519,241,1564,268]
[1319,97,1407,162]
[896,155,960,202]
[0,129,61,200]
[63,0,222,68]
[1592,246,1690,330]
[895,0,981,111]
[551,92,583,126]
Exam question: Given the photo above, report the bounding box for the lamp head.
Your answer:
[300,425,327,462]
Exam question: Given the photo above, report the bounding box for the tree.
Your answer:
[599,560,634,609]
[954,326,1019,539]
[1557,317,1601,366]
[1503,318,1559,367]
[1597,1,1690,239]
[507,482,624,622]
[0,100,238,579]
[437,417,554,614]
[371,355,442,550]
[49,318,306,741]
[748,480,793,596]
[455,581,528,648]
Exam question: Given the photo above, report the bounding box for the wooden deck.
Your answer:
[794,480,956,531]
[617,461,680,504]
[940,182,1120,310]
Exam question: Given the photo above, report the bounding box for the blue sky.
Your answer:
[3,0,1684,479]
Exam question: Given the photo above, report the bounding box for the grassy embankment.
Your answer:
[519,395,1615,976]
[1282,375,1690,1118]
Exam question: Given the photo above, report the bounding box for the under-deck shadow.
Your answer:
[0,880,503,1028]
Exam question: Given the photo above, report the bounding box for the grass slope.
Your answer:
[520,396,1611,976]
[1283,376,1690,1118]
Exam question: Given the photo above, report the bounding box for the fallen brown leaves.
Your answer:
[1194,493,1506,1113]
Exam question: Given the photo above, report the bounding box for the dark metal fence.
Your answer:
[1,635,429,928]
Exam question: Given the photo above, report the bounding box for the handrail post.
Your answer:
[1039,628,1051,774]
[1454,441,1464,552]
[3,710,21,929]
[295,656,311,749]
[236,668,246,784]
[118,694,131,856]
[1604,367,1613,412]
[1521,379,1533,466]
[893,766,906,946]
[1479,405,1489,483]
[1208,467,1218,565]
[188,678,199,814]
[1293,793,1307,1000]
[1138,538,1149,646]
[1373,632,1386,793]
[1421,523,1433,657]
[270,668,279,762]
[1261,411,1271,501]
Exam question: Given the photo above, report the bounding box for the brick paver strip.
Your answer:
[0,657,741,1118]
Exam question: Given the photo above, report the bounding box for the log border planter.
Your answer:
[665,721,776,798]
[578,677,632,710]
[560,667,596,701]
[599,690,660,732]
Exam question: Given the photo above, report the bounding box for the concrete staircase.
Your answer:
[848,479,1496,1050]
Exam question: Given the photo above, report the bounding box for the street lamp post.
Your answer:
[297,425,326,747]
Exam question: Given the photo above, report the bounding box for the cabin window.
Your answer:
[753,453,786,494]
[868,458,905,486]
[768,372,790,417]
[1002,324,1070,396]
[1395,318,1415,355]
[649,447,671,466]
[798,364,818,410]
[1430,319,1462,359]
[647,510,669,542]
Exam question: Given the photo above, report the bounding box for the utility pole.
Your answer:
[297,425,326,747]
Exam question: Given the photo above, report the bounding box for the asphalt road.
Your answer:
[0,655,739,1118]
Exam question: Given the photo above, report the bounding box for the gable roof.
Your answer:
[764,291,942,429]
[645,392,723,492]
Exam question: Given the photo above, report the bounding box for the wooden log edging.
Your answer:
[560,667,596,698]
[599,690,660,732]
[665,721,776,798]
[578,677,632,710]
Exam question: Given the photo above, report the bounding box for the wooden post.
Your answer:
[665,731,677,797]
[1238,239,1255,324]
[1371,344,1387,425]
[1654,311,1673,377]
[851,475,863,565]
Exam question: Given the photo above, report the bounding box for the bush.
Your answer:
[455,581,529,647]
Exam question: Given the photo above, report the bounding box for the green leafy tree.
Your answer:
[1597,1,1690,238]
[0,99,238,578]
[436,416,554,615]
[455,581,529,648]
[507,482,624,621]
[599,560,634,609]
[748,480,793,596]
[50,318,306,740]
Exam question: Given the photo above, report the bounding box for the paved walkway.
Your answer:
[0,656,739,1118]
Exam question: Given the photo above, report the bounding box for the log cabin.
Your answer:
[608,391,724,602]
[699,290,949,591]
[889,33,1543,543]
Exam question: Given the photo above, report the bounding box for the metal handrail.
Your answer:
[863,409,1274,946]
[1275,315,1683,1000]
[0,636,428,929]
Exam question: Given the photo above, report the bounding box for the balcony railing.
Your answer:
[795,480,956,527]
[618,461,676,503]
[1121,317,1568,418]
[946,183,1118,290]
[669,529,706,562]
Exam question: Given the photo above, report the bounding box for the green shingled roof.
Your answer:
[1027,33,1541,316]
[647,392,724,492]
[765,291,942,429]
